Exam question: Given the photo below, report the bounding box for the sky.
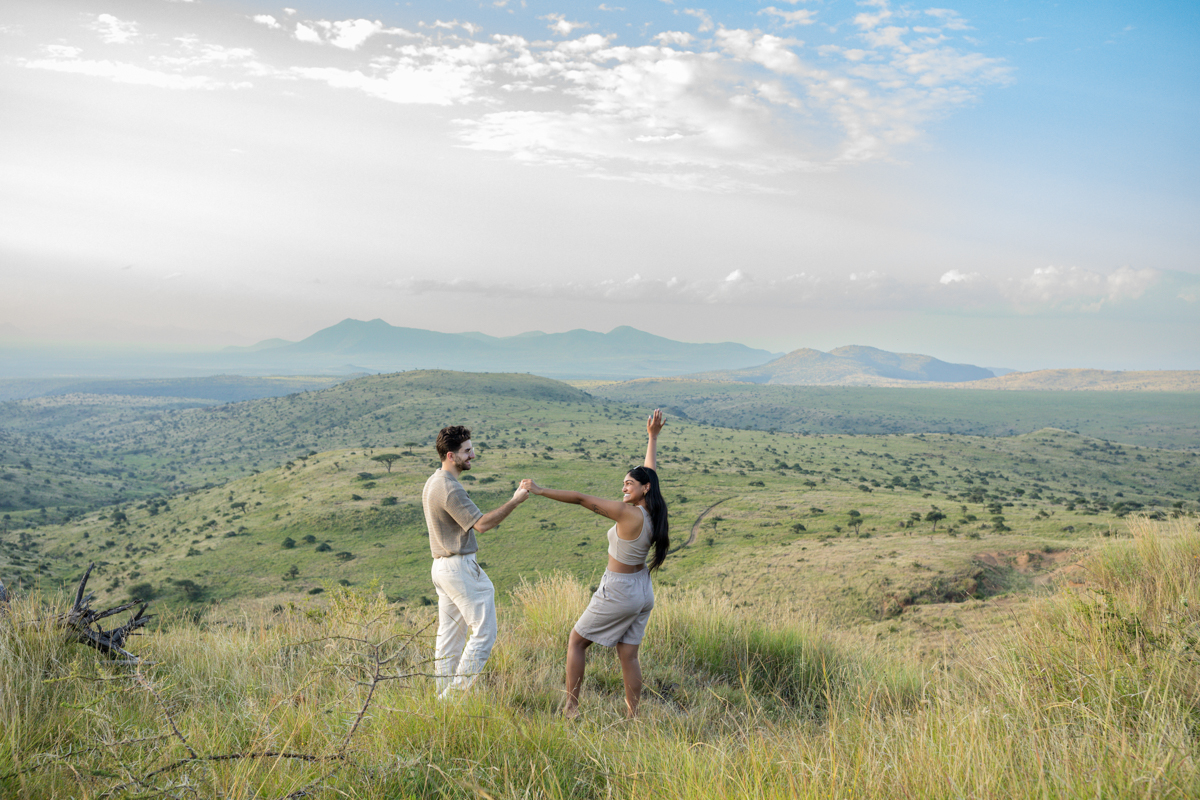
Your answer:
[1,0,1197,371]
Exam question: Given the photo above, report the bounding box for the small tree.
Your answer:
[925,509,946,532]
[371,454,403,473]
[847,510,863,534]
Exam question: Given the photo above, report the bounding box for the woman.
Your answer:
[520,409,669,718]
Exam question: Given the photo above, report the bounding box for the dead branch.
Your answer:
[0,565,152,661]
[10,573,438,798]
[61,563,154,662]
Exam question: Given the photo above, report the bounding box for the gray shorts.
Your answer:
[573,569,655,647]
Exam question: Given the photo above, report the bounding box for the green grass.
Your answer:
[4,371,1199,525]
[585,380,1200,450]
[4,517,1200,798]
[1,369,1197,670]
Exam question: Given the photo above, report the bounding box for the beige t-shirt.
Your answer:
[422,469,484,558]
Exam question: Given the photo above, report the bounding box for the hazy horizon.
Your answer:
[3,1,1198,372]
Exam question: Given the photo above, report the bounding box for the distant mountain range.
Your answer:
[217,319,780,379]
[3,318,1009,384]
[684,345,996,385]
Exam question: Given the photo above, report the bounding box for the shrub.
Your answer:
[127,582,156,601]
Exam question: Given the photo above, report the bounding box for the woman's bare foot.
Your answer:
[563,704,579,720]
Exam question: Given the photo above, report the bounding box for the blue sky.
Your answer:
[1,0,1197,371]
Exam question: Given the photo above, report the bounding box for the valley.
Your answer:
[2,370,1196,662]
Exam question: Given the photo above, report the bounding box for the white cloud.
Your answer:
[293,60,482,106]
[389,269,903,307]
[421,19,484,35]
[542,14,587,36]
[1100,266,1160,301]
[33,4,1012,192]
[326,19,383,50]
[91,14,138,45]
[21,55,225,90]
[294,23,322,45]
[1005,265,1162,311]
[939,269,976,284]
[682,8,714,32]
[44,44,83,59]
[759,7,818,27]
[654,30,694,46]
[925,8,972,31]
[384,265,1163,315]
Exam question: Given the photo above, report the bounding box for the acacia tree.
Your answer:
[371,454,403,473]
[847,509,863,534]
[925,509,946,532]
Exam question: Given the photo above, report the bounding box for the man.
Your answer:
[422,425,528,699]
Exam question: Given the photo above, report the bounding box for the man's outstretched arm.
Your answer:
[474,486,530,533]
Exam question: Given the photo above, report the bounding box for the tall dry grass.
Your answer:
[3,516,1200,798]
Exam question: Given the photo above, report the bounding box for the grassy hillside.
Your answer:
[0,375,353,403]
[4,370,1200,796]
[584,379,1200,450]
[4,516,1200,798]
[5,406,1195,664]
[963,368,1200,391]
[6,370,1198,524]
[0,371,607,518]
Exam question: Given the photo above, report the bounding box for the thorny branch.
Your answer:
[107,622,432,797]
[4,569,435,797]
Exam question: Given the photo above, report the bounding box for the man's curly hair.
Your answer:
[436,426,471,459]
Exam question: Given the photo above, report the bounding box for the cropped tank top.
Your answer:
[607,506,653,567]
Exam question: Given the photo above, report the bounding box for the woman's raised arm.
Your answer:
[644,409,664,471]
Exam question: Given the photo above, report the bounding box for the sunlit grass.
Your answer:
[5,515,1200,797]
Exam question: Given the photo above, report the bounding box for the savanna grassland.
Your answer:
[583,378,1200,450]
[2,370,1200,798]
[4,517,1200,798]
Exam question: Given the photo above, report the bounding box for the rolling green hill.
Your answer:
[0,371,608,519]
[3,369,1197,528]
[5,398,1194,662]
[4,369,1199,800]
[584,379,1200,450]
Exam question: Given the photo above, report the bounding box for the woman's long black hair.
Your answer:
[627,465,669,572]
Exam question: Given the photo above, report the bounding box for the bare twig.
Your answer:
[11,575,437,798]
[134,668,197,760]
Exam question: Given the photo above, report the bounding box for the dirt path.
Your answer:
[673,496,736,552]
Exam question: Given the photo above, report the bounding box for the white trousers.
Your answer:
[431,553,497,697]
